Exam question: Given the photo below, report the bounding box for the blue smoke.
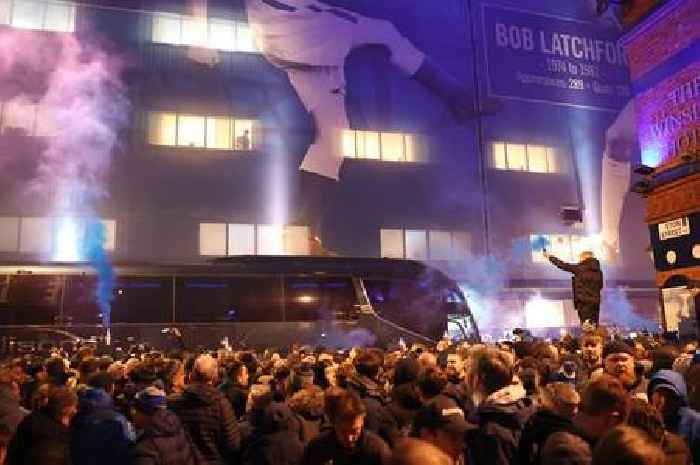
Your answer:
[601,287,659,331]
[83,219,115,329]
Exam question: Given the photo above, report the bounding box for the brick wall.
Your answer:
[625,0,700,81]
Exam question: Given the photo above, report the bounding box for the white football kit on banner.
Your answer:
[600,100,636,258]
[245,0,425,180]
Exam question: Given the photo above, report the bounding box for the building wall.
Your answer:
[0,0,658,330]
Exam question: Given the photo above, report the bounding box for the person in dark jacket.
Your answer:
[72,373,135,465]
[219,360,249,420]
[242,401,305,465]
[169,354,241,465]
[545,250,603,326]
[518,383,581,465]
[302,389,390,465]
[346,349,399,446]
[132,386,200,465]
[465,348,535,465]
[648,370,700,465]
[7,386,78,465]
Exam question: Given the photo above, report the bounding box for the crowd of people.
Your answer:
[0,327,699,465]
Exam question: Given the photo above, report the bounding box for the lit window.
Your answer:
[405,230,428,260]
[236,22,255,52]
[342,130,356,158]
[177,115,206,147]
[148,112,257,150]
[202,223,309,256]
[148,112,177,146]
[344,130,420,162]
[380,229,404,258]
[283,225,310,256]
[8,0,75,32]
[44,1,75,32]
[428,231,452,260]
[151,13,256,52]
[492,142,560,173]
[199,223,227,256]
[525,296,565,328]
[357,131,380,160]
[101,219,116,251]
[452,232,471,260]
[0,1,9,24]
[0,217,20,252]
[532,233,607,263]
[1,100,36,135]
[181,16,208,47]
[381,229,471,260]
[208,19,236,51]
[19,217,53,254]
[404,134,416,162]
[153,14,181,45]
[506,144,526,170]
[233,119,254,151]
[493,142,507,170]
[380,133,405,162]
[527,145,548,173]
[35,106,58,137]
[206,116,232,149]
[228,223,255,255]
[547,147,558,173]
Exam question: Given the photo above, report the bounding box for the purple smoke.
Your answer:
[0,28,129,332]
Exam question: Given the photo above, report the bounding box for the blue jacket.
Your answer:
[72,387,135,465]
[648,370,700,465]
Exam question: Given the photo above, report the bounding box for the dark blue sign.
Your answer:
[482,4,631,111]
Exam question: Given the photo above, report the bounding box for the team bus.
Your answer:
[0,256,479,350]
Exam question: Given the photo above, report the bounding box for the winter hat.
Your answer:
[134,386,167,414]
[602,341,634,360]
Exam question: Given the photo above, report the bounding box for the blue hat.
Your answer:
[134,386,167,414]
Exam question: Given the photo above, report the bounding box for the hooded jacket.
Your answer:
[648,370,700,465]
[346,374,399,446]
[549,256,603,307]
[0,385,27,434]
[133,409,200,465]
[242,402,305,465]
[467,383,536,465]
[7,408,71,465]
[517,408,580,465]
[72,387,135,465]
[169,383,242,465]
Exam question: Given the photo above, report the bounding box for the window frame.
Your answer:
[147,111,257,151]
[151,12,257,53]
[200,223,310,257]
[5,0,75,32]
[343,130,419,163]
[379,228,471,261]
[491,141,560,174]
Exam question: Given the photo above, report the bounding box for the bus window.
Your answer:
[63,276,101,324]
[3,275,61,325]
[363,278,444,338]
[112,277,172,323]
[284,277,358,322]
[175,276,283,322]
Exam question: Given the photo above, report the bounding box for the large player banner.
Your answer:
[482,4,631,111]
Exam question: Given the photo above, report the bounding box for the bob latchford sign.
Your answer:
[482,4,631,111]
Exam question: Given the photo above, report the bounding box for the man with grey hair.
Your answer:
[169,354,241,465]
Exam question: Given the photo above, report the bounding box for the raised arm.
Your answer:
[547,254,578,274]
